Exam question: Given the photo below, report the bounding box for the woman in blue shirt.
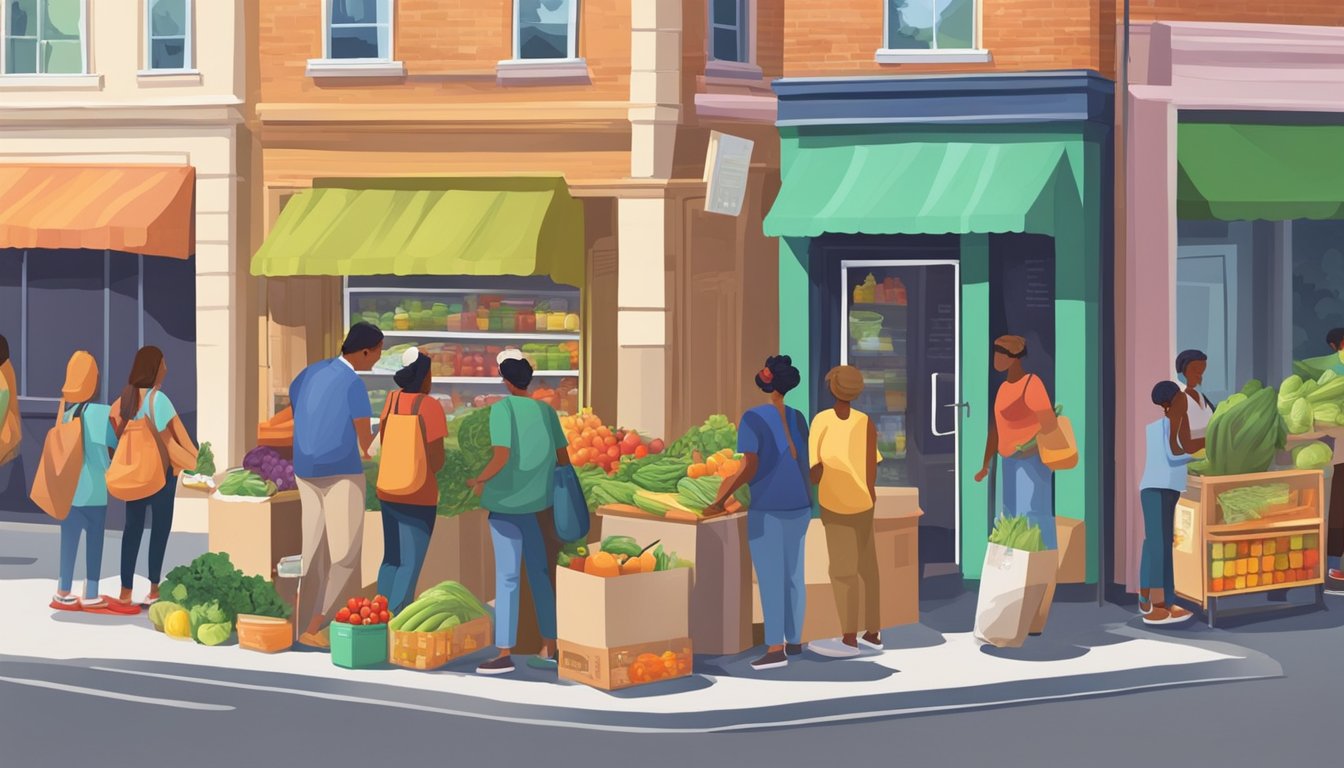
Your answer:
[707,355,812,671]
[1139,381,1203,626]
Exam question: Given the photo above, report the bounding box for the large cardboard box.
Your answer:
[558,637,694,691]
[207,491,303,579]
[596,506,751,655]
[360,507,494,603]
[1056,517,1086,584]
[752,515,920,642]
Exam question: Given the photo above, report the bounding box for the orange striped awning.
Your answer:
[0,164,195,258]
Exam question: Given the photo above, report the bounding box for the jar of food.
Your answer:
[548,312,566,331]
[564,313,580,332]
[476,307,490,332]
[517,312,536,332]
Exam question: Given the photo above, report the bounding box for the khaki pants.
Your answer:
[821,508,881,635]
[297,474,365,635]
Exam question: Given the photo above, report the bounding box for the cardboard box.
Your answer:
[361,507,494,603]
[558,637,693,691]
[389,616,491,670]
[557,565,690,648]
[596,506,751,655]
[752,516,920,642]
[1056,517,1086,584]
[207,490,303,579]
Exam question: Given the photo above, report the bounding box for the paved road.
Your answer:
[2,521,1342,768]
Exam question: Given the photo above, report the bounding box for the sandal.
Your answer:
[50,595,82,612]
[101,596,142,615]
[80,598,123,615]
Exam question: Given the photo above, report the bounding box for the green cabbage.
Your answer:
[1280,374,1304,397]
[196,622,233,647]
[1314,403,1341,424]
[1293,441,1333,470]
[1287,398,1314,434]
[148,600,183,632]
[189,600,232,645]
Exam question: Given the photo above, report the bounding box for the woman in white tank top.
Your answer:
[1176,349,1215,438]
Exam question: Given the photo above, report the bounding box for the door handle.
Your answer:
[930,372,958,437]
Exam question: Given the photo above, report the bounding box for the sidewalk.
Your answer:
[1,522,1283,732]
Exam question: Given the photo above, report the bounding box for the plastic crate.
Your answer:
[330,623,388,669]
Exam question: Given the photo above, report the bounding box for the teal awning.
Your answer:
[763,141,1076,238]
[1178,122,1344,221]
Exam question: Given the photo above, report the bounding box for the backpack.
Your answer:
[30,401,88,520]
[106,388,170,502]
[376,392,429,497]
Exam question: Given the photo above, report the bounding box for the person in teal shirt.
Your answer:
[469,350,570,676]
[50,352,131,614]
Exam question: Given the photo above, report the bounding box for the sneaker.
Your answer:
[1329,568,1344,581]
[49,595,81,612]
[476,656,516,675]
[525,654,558,671]
[750,650,789,671]
[1143,604,1192,626]
[808,638,860,659]
[1165,605,1193,623]
[1325,575,1344,596]
[785,643,804,657]
[1138,597,1155,617]
[858,632,883,650]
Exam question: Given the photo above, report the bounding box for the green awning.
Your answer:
[251,177,584,286]
[763,141,1076,238]
[1178,122,1344,221]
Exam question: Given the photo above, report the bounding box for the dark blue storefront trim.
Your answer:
[774,70,1115,128]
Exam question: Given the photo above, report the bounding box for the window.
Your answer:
[514,0,577,61]
[328,0,391,60]
[884,0,975,52]
[709,0,748,63]
[146,0,190,71]
[3,0,84,75]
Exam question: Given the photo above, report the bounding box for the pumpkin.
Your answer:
[620,557,643,575]
[164,609,192,639]
[638,551,656,573]
[585,551,620,578]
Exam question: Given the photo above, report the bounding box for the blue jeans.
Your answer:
[377,501,435,615]
[59,505,107,599]
[748,507,810,647]
[121,477,175,590]
[1140,488,1179,595]
[1001,453,1057,550]
[488,511,557,649]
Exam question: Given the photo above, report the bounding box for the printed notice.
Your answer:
[704,131,754,216]
[1174,503,1196,554]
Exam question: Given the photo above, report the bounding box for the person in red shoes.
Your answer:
[49,352,136,615]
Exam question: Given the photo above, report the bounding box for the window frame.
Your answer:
[143,0,192,73]
[876,0,990,64]
[1,0,89,76]
[707,0,750,65]
[512,0,580,63]
[323,0,393,62]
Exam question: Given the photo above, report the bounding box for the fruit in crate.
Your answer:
[336,595,390,626]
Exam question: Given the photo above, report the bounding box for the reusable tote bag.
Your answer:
[106,388,170,501]
[30,401,88,520]
[552,464,590,542]
[973,542,1058,648]
[376,392,430,497]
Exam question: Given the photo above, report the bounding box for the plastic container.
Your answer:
[548,312,566,331]
[848,310,884,340]
[237,614,293,654]
[518,312,536,332]
[330,623,388,669]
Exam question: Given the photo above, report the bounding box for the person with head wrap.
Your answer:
[373,347,447,614]
[806,365,884,658]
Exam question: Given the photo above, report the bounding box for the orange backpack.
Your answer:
[376,392,429,497]
[30,401,88,520]
[106,389,169,502]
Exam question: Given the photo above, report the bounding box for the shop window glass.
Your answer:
[709,0,747,63]
[515,0,577,60]
[147,0,189,70]
[5,0,83,74]
[0,251,20,367]
[25,250,104,398]
[141,253,197,435]
[885,0,976,51]
[328,0,390,60]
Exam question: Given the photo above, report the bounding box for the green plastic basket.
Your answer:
[330,623,388,669]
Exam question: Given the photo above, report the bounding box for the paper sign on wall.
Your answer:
[704,131,754,217]
[1174,503,1196,554]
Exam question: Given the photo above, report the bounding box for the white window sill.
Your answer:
[0,73,103,91]
[704,60,764,82]
[137,69,203,86]
[306,59,406,79]
[496,58,590,86]
[874,49,992,65]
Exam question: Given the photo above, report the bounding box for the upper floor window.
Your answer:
[146,0,190,71]
[709,0,748,64]
[884,0,975,52]
[4,0,84,74]
[328,0,391,60]
[514,0,577,61]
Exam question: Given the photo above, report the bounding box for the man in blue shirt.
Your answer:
[291,322,383,648]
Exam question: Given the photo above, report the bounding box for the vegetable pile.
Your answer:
[1216,482,1291,524]
[1294,441,1334,470]
[561,410,664,475]
[665,414,738,460]
[218,469,275,498]
[1190,380,1286,477]
[1279,371,1344,434]
[389,581,490,633]
[243,445,297,492]
[336,595,390,626]
[988,515,1046,552]
[193,441,215,477]
[560,536,693,577]
[158,552,291,645]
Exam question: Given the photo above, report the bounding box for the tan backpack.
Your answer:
[30,401,88,520]
[106,388,169,501]
[376,392,429,497]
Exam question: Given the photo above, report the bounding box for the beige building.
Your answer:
[0,0,255,522]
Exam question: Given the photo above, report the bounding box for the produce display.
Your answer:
[336,595,391,626]
[1190,380,1286,477]
[629,650,693,684]
[560,536,693,577]
[354,293,580,335]
[1279,370,1344,433]
[218,470,275,498]
[242,445,297,492]
[388,581,490,632]
[159,552,291,636]
[1216,483,1291,524]
[665,414,738,461]
[1208,534,1320,593]
[193,442,215,477]
[562,410,663,475]
[1293,441,1333,470]
[988,515,1046,552]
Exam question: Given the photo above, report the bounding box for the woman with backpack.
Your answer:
[108,346,197,611]
[49,352,131,614]
[374,348,447,614]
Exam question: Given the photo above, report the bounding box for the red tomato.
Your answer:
[348,615,362,624]
[347,598,359,612]
[362,617,372,625]
[335,608,351,622]
[379,611,390,623]
[359,606,372,618]
[607,446,620,459]
[634,445,649,459]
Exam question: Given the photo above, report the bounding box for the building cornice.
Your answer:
[0,100,245,127]
[256,101,634,133]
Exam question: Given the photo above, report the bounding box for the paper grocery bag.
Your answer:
[974,543,1057,648]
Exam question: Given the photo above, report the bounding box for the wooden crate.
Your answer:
[388,616,491,671]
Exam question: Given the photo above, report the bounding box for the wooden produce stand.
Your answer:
[596,505,752,656]
[1173,469,1326,627]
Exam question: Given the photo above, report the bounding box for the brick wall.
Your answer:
[1127,0,1344,25]
[781,0,1117,79]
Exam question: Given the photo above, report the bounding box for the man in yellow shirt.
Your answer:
[808,365,883,658]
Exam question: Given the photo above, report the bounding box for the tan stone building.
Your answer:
[254,0,781,442]
[0,0,255,521]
